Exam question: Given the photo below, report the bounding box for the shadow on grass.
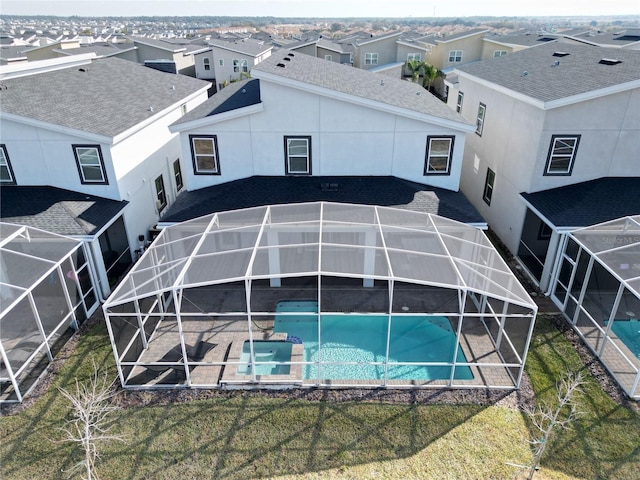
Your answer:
[522,316,640,480]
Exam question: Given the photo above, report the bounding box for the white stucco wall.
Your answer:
[180,81,466,192]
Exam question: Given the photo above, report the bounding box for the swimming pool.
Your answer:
[237,341,292,375]
[274,301,473,381]
[607,319,640,360]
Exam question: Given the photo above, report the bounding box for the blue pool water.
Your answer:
[274,301,473,381]
[606,319,640,360]
[237,341,292,375]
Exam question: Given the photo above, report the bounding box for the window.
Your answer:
[493,50,508,57]
[0,145,16,184]
[476,103,486,136]
[173,159,183,191]
[233,59,239,72]
[72,145,108,184]
[325,54,332,61]
[424,136,454,175]
[456,92,464,113]
[483,168,495,206]
[365,53,378,65]
[203,58,210,71]
[448,50,463,62]
[284,136,311,175]
[219,58,224,66]
[544,135,581,175]
[155,175,167,212]
[407,52,422,61]
[240,59,248,73]
[189,135,220,175]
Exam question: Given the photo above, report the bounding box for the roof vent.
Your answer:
[521,70,528,77]
[380,80,385,86]
[320,182,339,192]
[170,85,175,90]
[551,60,560,67]
[276,63,286,68]
[599,58,622,65]
[78,67,89,72]
[283,57,291,61]
[0,84,7,90]
[147,106,154,112]
[241,88,246,93]
[552,52,570,57]
[287,52,294,57]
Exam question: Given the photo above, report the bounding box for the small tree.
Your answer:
[58,364,125,480]
[422,63,440,91]
[405,59,422,83]
[521,371,585,479]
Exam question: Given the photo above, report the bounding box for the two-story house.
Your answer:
[207,38,273,91]
[0,54,210,297]
[445,42,640,293]
[161,50,484,228]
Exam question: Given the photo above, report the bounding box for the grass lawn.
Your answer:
[1,316,638,479]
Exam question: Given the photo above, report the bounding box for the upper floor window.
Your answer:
[476,103,486,136]
[407,52,422,61]
[233,59,240,72]
[456,92,464,113]
[219,58,224,66]
[483,168,495,206]
[72,145,108,184]
[544,135,581,176]
[203,57,210,70]
[155,175,167,212]
[240,59,248,73]
[284,136,311,175]
[0,145,16,185]
[324,54,332,61]
[424,136,454,176]
[365,53,378,65]
[493,50,508,58]
[173,159,183,192]
[189,135,220,175]
[448,50,463,62]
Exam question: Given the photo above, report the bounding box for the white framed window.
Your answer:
[0,145,16,184]
[476,103,486,136]
[483,168,495,206]
[218,58,224,66]
[284,136,311,175]
[189,135,220,175]
[365,53,378,65]
[155,175,167,212]
[240,59,248,73]
[173,159,183,192]
[544,135,581,176]
[407,52,422,61]
[203,57,210,70]
[456,92,464,113]
[448,50,463,62]
[72,145,108,184]
[493,50,508,58]
[324,54,332,61]
[424,136,454,175]
[233,59,240,72]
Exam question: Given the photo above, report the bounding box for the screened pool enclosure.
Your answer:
[550,215,640,399]
[1,223,98,403]
[104,202,537,390]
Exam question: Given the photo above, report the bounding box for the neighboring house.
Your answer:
[208,38,272,90]
[480,30,560,60]
[54,42,139,62]
[287,36,354,65]
[132,37,197,76]
[0,54,210,297]
[562,27,640,50]
[194,49,216,81]
[163,50,483,227]
[350,31,402,70]
[445,42,640,292]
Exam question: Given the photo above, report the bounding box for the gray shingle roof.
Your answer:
[0,186,128,236]
[253,50,471,126]
[521,177,640,227]
[0,56,210,138]
[160,176,485,225]
[172,78,261,127]
[456,42,640,104]
[433,28,490,43]
[209,38,272,56]
[483,31,559,47]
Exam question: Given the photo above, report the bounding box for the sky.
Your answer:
[2,0,639,19]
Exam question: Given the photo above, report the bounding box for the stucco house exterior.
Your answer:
[445,42,640,292]
[163,49,484,227]
[208,38,272,91]
[0,54,210,297]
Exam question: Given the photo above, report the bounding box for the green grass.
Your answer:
[1,316,638,479]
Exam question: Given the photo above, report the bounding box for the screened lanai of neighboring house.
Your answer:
[103,202,537,391]
[0,223,98,403]
[550,215,640,399]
